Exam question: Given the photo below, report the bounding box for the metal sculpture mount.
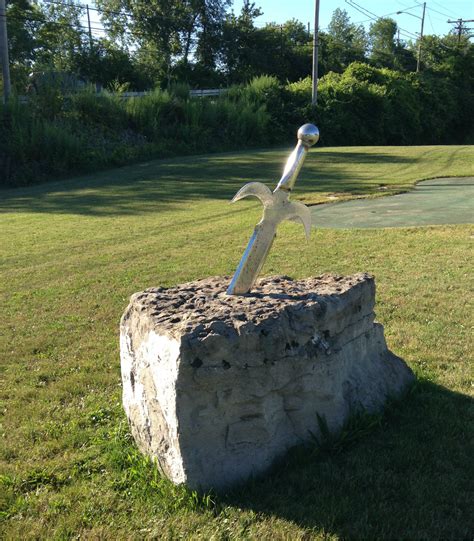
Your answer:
[227,123,320,295]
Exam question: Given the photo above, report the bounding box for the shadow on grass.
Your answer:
[0,150,416,217]
[222,380,473,539]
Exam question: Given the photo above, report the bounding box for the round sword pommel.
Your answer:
[297,123,319,148]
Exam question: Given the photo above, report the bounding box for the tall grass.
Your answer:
[1,99,91,185]
[0,84,272,187]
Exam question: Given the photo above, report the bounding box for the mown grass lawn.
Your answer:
[1,145,473,540]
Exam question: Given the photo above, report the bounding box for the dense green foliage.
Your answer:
[2,62,473,187]
[0,83,269,186]
[292,62,473,146]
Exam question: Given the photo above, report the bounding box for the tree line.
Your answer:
[4,1,473,92]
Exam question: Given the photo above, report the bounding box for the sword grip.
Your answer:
[275,123,319,193]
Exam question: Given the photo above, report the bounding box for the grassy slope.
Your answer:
[0,145,473,539]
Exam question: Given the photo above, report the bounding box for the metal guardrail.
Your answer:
[120,88,227,98]
[189,88,227,97]
[17,88,228,102]
[119,89,227,98]
[113,88,227,98]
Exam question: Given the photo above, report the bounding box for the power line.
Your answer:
[345,0,382,22]
[426,9,437,34]
[351,5,419,26]
[424,10,451,24]
[40,0,128,20]
[395,0,416,8]
[41,0,284,29]
[1,10,107,34]
[351,17,377,25]
[424,10,463,48]
[414,1,458,20]
[2,9,190,45]
[429,0,459,18]
[345,0,420,40]
[343,0,435,73]
[346,0,413,27]
[387,3,421,15]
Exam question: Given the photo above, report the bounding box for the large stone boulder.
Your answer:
[120,274,414,491]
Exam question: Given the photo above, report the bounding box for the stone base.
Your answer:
[120,274,414,491]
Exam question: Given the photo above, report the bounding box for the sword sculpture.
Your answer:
[227,123,319,295]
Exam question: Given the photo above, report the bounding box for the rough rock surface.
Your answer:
[120,273,414,490]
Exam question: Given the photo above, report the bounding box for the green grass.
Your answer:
[1,145,473,539]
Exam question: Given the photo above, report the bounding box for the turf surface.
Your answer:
[311,177,474,228]
[1,145,473,540]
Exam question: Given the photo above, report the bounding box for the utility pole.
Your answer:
[312,0,320,106]
[280,24,283,64]
[0,0,11,103]
[86,4,93,50]
[416,2,426,73]
[447,18,474,45]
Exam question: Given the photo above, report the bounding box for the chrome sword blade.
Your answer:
[226,221,276,295]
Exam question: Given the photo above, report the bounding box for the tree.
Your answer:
[369,17,397,68]
[420,33,473,76]
[35,1,87,71]
[96,0,230,87]
[4,0,88,91]
[220,7,313,85]
[258,20,312,82]
[321,8,368,74]
[393,40,417,72]
[219,1,262,84]
[5,0,41,91]
[74,39,152,90]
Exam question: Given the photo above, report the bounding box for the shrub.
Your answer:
[1,62,470,188]
[0,86,273,187]
[69,90,128,132]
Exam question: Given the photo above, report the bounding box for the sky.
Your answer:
[232,0,474,40]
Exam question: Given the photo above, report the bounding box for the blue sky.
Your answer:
[232,0,474,40]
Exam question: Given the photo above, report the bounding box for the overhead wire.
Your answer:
[40,0,287,30]
[426,9,437,34]
[345,0,419,40]
[413,1,459,20]
[2,10,107,34]
[40,0,130,20]
[429,0,460,18]
[2,9,189,45]
[395,0,417,8]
